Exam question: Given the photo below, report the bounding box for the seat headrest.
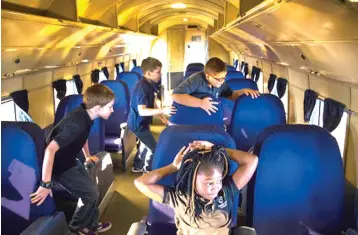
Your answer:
[100,80,130,135]
[226,71,244,81]
[229,94,286,151]
[116,72,141,95]
[131,66,143,76]
[169,94,224,127]
[54,94,83,125]
[152,125,237,186]
[226,65,237,71]
[248,124,344,235]
[226,79,258,91]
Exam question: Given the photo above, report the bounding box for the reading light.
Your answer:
[171,3,186,9]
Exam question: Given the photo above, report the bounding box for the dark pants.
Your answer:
[133,129,157,170]
[55,160,99,232]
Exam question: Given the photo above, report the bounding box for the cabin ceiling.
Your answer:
[211,0,358,86]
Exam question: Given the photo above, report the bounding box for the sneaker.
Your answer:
[70,229,96,235]
[93,222,112,233]
[131,166,145,173]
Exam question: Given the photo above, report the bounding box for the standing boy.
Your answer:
[128,57,176,173]
[31,84,115,235]
[172,57,260,115]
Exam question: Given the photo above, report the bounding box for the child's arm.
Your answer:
[228,89,260,101]
[134,146,189,202]
[30,140,59,206]
[224,148,258,190]
[138,105,176,117]
[82,139,99,163]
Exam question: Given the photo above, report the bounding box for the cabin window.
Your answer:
[308,98,348,158]
[191,36,201,42]
[98,70,107,83]
[54,79,79,111]
[1,98,16,121]
[1,98,33,122]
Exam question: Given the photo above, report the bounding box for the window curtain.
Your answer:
[120,62,125,71]
[132,59,137,67]
[115,64,120,78]
[73,74,83,94]
[276,78,288,98]
[323,98,345,132]
[304,89,318,122]
[91,69,100,84]
[240,61,245,72]
[251,66,257,80]
[10,89,29,113]
[268,74,277,93]
[52,79,67,100]
[244,63,249,77]
[234,60,239,69]
[254,67,261,83]
[102,67,109,79]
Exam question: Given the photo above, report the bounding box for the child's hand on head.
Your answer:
[189,141,214,151]
[172,146,190,170]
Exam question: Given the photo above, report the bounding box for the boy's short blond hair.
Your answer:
[204,57,227,74]
[83,84,115,109]
[141,57,162,74]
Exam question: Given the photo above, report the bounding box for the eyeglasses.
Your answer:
[207,73,226,82]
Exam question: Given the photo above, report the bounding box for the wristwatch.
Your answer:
[40,180,53,189]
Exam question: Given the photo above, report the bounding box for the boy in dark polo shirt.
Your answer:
[30,84,115,235]
[172,57,260,115]
[128,57,176,173]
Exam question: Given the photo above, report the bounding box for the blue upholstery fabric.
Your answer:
[100,80,130,152]
[221,79,259,126]
[131,66,143,76]
[117,72,141,97]
[228,94,286,151]
[169,95,224,127]
[184,63,204,79]
[1,126,56,235]
[226,65,237,71]
[247,124,344,235]
[226,71,245,82]
[148,125,239,234]
[54,95,105,155]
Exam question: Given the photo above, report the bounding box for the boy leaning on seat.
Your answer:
[31,84,114,235]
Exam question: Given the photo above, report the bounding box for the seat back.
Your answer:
[184,63,204,79]
[226,71,245,82]
[221,80,259,126]
[169,94,224,127]
[131,66,143,76]
[148,125,239,234]
[117,72,141,97]
[228,94,286,151]
[226,65,237,71]
[247,124,344,235]
[54,95,105,155]
[1,123,56,235]
[101,80,130,136]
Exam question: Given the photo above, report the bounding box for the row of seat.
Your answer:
[142,63,344,234]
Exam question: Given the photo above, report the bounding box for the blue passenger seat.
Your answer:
[247,124,344,235]
[1,122,56,235]
[228,94,286,151]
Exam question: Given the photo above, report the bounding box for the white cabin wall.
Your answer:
[1,55,133,128]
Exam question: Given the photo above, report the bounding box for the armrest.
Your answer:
[126,221,147,235]
[231,226,257,235]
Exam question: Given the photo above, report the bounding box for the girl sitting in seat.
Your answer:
[134,141,258,235]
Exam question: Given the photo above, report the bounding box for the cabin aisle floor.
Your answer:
[99,125,166,235]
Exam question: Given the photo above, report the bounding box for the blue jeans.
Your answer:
[133,129,157,170]
[55,160,99,231]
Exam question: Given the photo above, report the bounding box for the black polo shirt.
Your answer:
[127,77,157,133]
[173,71,233,99]
[47,104,93,176]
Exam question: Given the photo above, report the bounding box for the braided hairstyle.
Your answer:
[174,145,234,222]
